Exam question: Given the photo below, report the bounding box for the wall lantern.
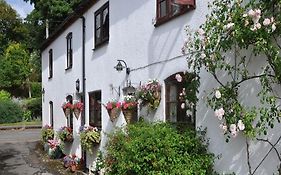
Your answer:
[76,79,80,92]
[114,59,130,75]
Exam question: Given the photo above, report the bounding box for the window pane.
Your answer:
[160,1,167,17]
[103,8,108,24]
[169,84,177,101]
[168,102,177,122]
[89,91,102,128]
[96,28,101,40]
[96,14,101,28]
[171,3,180,16]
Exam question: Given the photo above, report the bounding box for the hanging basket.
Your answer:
[107,108,121,122]
[63,108,72,117]
[73,108,81,119]
[122,108,138,124]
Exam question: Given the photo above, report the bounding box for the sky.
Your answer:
[6,0,34,18]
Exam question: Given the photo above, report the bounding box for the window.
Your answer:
[66,95,73,129]
[156,0,195,26]
[165,72,196,126]
[66,32,73,69]
[89,91,102,128]
[95,2,109,47]
[48,49,53,79]
[49,101,54,127]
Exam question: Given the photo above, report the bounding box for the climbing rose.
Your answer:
[198,28,205,36]
[237,120,245,131]
[175,74,182,82]
[263,18,271,26]
[272,23,276,31]
[215,108,225,120]
[215,90,221,99]
[181,103,185,109]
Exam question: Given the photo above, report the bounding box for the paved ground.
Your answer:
[0,129,52,175]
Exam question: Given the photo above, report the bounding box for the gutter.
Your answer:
[81,16,86,126]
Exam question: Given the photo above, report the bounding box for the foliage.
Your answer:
[73,101,84,111]
[0,43,31,90]
[31,82,42,98]
[121,95,138,110]
[183,0,281,141]
[0,99,23,123]
[41,124,54,142]
[57,126,73,142]
[79,126,101,154]
[0,90,11,101]
[104,122,215,175]
[136,79,161,110]
[61,102,73,110]
[63,154,82,168]
[23,110,32,121]
[22,97,42,119]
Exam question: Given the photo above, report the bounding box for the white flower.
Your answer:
[198,28,205,36]
[229,124,237,133]
[215,90,221,99]
[237,120,245,131]
[175,74,182,82]
[219,124,228,133]
[242,13,248,17]
[215,108,225,120]
[272,23,276,32]
[201,53,206,58]
[226,22,234,30]
[256,23,261,29]
[245,20,249,26]
[181,103,185,109]
[231,130,238,138]
[263,18,271,26]
[248,9,255,17]
[271,17,275,23]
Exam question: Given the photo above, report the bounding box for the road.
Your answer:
[0,129,52,175]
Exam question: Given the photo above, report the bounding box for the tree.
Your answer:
[0,43,31,96]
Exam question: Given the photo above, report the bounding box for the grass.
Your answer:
[0,120,42,126]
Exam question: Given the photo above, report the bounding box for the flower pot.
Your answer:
[73,108,81,119]
[70,164,77,172]
[107,108,121,122]
[122,108,138,124]
[63,108,71,117]
[65,135,74,142]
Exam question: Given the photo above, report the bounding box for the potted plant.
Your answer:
[47,139,63,159]
[57,126,73,142]
[79,126,101,154]
[41,124,54,143]
[63,154,82,172]
[104,99,122,122]
[73,101,84,119]
[121,95,138,124]
[62,102,73,117]
[136,79,161,110]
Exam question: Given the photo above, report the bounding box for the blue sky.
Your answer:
[6,0,34,18]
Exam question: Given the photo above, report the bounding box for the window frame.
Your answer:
[165,72,196,127]
[94,2,109,48]
[49,101,54,127]
[66,32,73,70]
[48,49,53,79]
[89,90,102,129]
[155,0,196,26]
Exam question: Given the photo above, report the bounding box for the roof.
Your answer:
[40,0,98,51]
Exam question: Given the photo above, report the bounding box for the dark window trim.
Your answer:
[49,101,54,127]
[155,0,196,27]
[48,49,53,79]
[94,1,109,48]
[66,32,73,70]
[89,90,102,129]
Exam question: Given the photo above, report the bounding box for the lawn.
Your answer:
[0,120,42,127]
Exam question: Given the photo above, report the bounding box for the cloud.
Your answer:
[6,0,34,18]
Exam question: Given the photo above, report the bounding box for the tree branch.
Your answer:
[235,74,274,86]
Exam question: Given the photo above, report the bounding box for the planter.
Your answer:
[63,108,72,117]
[73,108,81,119]
[48,146,63,159]
[122,108,138,124]
[65,135,74,142]
[107,108,121,122]
[70,164,77,172]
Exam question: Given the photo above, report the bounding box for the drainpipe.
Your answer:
[80,16,86,126]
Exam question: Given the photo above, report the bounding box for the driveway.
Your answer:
[0,129,52,175]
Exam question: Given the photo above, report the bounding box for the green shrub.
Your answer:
[104,122,216,175]
[0,90,11,101]
[22,97,42,119]
[0,100,23,123]
[31,82,42,98]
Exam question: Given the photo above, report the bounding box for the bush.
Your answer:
[104,122,216,175]
[0,90,11,101]
[22,97,42,119]
[0,100,23,123]
[31,82,42,98]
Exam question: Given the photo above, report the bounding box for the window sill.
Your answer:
[65,66,72,71]
[93,40,109,51]
[48,77,53,80]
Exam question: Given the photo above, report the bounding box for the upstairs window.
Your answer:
[48,49,53,79]
[66,32,73,69]
[156,0,195,26]
[165,72,196,127]
[95,2,109,47]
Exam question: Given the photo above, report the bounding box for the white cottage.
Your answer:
[41,0,280,174]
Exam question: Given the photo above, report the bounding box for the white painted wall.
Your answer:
[42,0,281,174]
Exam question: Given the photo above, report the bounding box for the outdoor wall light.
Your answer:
[76,79,80,92]
[114,59,130,75]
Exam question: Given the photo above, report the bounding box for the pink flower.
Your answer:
[214,108,225,120]
[263,18,271,26]
[219,124,228,133]
[181,103,185,109]
[198,28,205,36]
[256,23,261,29]
[229,124,237,133]
[175,74,182,82]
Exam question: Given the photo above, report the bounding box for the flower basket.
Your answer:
[107,108,121,122]
[57,126,73,143]
[41,125,54,143]
[62,102,73,118]
[73,108,81,119]
[47,139,63,159]
[122,107,138,124]
[63,154,82,172]
[79,126,101,154]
